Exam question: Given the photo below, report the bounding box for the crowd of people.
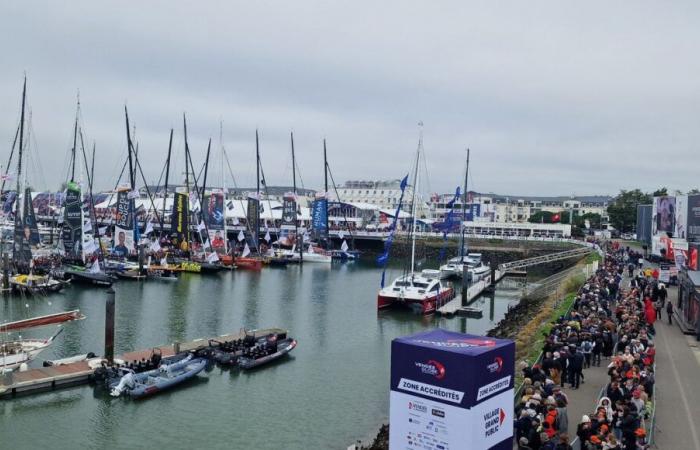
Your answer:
[514,245,665,450]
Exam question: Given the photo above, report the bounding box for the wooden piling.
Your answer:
[104,287,115,364]
[2,253,9,291]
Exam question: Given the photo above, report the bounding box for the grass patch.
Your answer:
[585,252,602,264]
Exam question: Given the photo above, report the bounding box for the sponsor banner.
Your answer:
[636,204,653,244]
[389,390,468,450]
[281,197,297,230]
[675,195,688,239]
[23,188,40,246]
[113,189,134,256]
[61,182,82,256]
[206,191,225,231]
[466,203,481,221]
[247,197,260,248]
[476,375,512,401]
[470,389,514,449]
[206,191,226,253]
[171,192,189,239]
[688,195,700,240]
[311,198,328,233]
[654,196,675,234]
[396,378,464,404]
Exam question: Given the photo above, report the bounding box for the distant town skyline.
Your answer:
[2,2,700,197]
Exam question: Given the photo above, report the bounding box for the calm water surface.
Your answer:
[0,262,527,450]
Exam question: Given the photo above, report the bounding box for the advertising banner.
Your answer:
[466,203,481,221]
[61,182,82,257]
[113,189,134,256]
[23,188,40,246]
[311,198,328,233]
[206,191,226,252]
[688,194,700,241]
[171,192,189,240]
[675,195,688,239]
[654,196,675,235]
[247,195,260,249]
[636,204,653,244]
[389,329,514,450]
[281,194,297,230]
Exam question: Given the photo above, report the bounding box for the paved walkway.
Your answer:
[651,285,700,450]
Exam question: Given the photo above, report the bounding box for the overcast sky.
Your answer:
[2,1,699,197]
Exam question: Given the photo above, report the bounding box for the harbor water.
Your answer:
[0,262,530,450]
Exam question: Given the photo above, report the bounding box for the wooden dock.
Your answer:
[437,269,504,316]
[0,327,286,398]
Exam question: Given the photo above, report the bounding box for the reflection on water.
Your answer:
[0,263,529,450]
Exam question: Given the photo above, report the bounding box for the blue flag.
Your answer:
[378,173,409,288]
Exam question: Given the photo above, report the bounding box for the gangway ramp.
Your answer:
[498,247,592,272]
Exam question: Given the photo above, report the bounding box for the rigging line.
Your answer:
[132,147,164,228]
[222,148,256,238]
[325,163,356,242]
[1,122,20,196]
[79,130,108,265]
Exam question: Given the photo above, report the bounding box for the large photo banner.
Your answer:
[61,182,82,256]
[206,191,226,252]
[674,195,687,239]
[389,330,514,450]
[113,188,134,256]
[23,188,40,246]
[654,196,675,234]
[688,194,700,241]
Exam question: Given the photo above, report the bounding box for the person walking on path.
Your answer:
[666,300,674,325]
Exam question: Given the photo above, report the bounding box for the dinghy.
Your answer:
[110,355,207,399]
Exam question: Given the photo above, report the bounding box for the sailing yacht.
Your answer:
[376,128,454,315]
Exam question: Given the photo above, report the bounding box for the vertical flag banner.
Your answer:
[61,181,82,257]
[312,198,328,234]
[206,190,226,252]
[377,174,408,287]
[281,193,297,230]
[113,188,135,256]
[247,194,260,249]
[171,192,189,240]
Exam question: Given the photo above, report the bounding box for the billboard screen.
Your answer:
[636,204,652,244]
[654,196,675,235]
[688,194,700,241]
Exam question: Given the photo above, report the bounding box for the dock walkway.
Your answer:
[438,269,505,316]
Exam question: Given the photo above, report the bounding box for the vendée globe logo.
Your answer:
[415,360,446,379]
[486,356,503,374]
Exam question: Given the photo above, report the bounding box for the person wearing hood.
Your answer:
[597,396,614,422]
[577,415,593,445]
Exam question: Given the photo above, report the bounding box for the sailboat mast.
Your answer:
[255,130,260,197]
[161,129,173,235]
[124,108,135,189]
[409,128,422,273]
[183,115,191,247]
[460,148,469,259]
[220,123,228,254]
[323,139,329,250]
[201,139,211,207]
[15,77,26,221]
[291,132,302,263]
[70,106,78,183]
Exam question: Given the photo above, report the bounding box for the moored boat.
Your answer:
[109,355,207,399]
[237,337,297,370]
[377,269,455,314]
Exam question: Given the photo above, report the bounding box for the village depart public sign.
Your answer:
[390,329,514,450]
